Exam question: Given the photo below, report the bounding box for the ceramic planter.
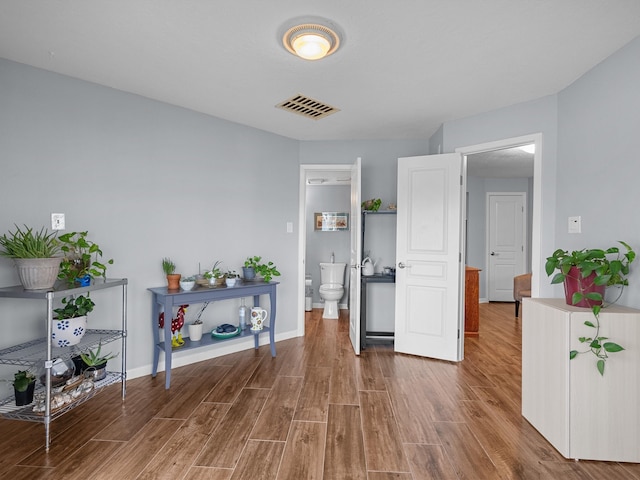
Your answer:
[188,323,203,342]
[52,315,88,347]
[13,257,60,290]
[563,266,605,308]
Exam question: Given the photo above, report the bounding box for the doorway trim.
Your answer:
[456,133,542,298]
[298,164,354,337]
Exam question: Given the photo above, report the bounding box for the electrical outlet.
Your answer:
[286,221,293,233]
[51,213,65,230]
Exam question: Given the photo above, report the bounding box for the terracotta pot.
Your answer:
[167,274,181,290]
[563,266,605,308]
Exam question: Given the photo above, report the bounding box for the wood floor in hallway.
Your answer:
[1,302,639,479]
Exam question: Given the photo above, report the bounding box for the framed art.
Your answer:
[315,212,349,231]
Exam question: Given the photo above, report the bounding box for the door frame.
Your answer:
[297,163,356,337]
[486,191,527,301]
[456,133,542,298]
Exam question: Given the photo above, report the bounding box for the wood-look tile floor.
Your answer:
[2,303,640,479]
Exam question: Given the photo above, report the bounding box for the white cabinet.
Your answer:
[522,298,640,462]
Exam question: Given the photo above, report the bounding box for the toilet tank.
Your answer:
[319,263,346,284]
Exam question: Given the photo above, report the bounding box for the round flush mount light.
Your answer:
[281,17,342,61]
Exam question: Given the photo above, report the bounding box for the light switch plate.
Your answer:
[568,216,581,234]
[51,213,65,230]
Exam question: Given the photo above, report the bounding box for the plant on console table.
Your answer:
[203,261,225,286]
[244,256,280,282]
[545,241,636,375]
[162,257,181,290]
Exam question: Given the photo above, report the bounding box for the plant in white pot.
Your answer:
[52,295,95,347]
[0,225,61,290]
[545,241,636,375]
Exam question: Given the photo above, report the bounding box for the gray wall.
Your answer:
[554,36,640,308]
[438,94,559,298]
[0,58,300,384]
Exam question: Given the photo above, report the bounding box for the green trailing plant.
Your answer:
[244,256,280,282]
[12,370,36,392]
[0,225,60,258]
[80,341,118,367]
[57,231,113,286]
[243,256,261,269]
[545,241,636,375]
[162,257,176,275]
[53,295,95,319]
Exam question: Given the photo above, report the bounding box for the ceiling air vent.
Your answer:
[276,94,340,120]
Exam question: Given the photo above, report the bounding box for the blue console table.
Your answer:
[148,281,278,389]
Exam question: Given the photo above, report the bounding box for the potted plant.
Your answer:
[0,225,61,290]
[12,369,36,406]
[203,261,225,286]
[80,341,118,381]
[52,294,95,347]
[57,231,113,287]
[162,257,181,290]
[545,241,636,375]
[225,269,238,287]
[243,256,280,282]
[255,259,281,283]
[179,275,196,291]
[243,256,260,280]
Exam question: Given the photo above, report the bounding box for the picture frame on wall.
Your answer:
[315,212,349,231]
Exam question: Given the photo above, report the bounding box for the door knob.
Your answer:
[398,262,406,269]
[490,252,496,256]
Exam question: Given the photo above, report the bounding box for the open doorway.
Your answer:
[457,134,541,308]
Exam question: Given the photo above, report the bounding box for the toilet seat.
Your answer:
[319,283,343,294]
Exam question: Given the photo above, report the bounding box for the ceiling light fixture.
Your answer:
[281,17,342,61]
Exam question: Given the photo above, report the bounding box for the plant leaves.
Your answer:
[569,350,578,359]
[597,359,605,376]
[583,321,595,328]
[603,342,624,353]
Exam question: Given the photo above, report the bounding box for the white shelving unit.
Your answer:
[0,278,127,451]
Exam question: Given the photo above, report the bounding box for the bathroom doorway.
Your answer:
[297,163,361,345]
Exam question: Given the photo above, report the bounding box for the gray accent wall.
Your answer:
[0,58,300,380]
[555,36,640,308]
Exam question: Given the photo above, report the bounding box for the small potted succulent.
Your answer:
[12,369,36,406]
[81,341,118,381]
[162,257,181,290]
[179,275,196,291]
[225,269,238,287]
[0,224,61,290]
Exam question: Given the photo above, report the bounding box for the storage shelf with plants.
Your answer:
[0,224,126,449]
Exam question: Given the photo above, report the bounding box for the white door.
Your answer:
[394,153,464,361]
[348,158,362,355]
[487,193,526,301]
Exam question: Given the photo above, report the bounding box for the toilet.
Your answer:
[319,262,346,319]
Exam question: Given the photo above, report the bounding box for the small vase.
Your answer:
[188,323,203,342]
[167,274,181,290]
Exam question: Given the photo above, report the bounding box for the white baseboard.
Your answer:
[126,328,300,381]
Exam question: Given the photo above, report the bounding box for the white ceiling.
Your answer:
[1,1,639,142]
